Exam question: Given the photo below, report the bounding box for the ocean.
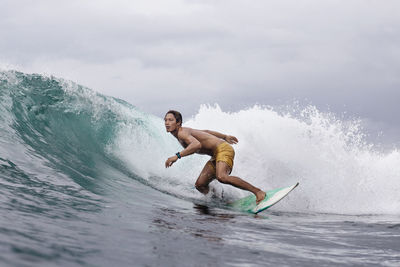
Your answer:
[0,70,399,266]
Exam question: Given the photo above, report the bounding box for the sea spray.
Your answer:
[184,104,400,214]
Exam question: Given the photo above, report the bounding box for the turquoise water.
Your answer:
[0,70,399,266]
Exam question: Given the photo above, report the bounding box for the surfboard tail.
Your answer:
[253,182,299,213]
[229,182,299,214]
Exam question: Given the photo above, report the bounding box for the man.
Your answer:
[164,110,266,204]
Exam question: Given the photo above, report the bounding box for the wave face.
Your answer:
[0,70,147,193]
[1,70,399,215]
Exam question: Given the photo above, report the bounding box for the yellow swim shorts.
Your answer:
[208,142,235,172]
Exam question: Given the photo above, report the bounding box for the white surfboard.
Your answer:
[229,182,299,214]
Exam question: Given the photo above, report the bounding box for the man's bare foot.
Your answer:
[255,190,266,204]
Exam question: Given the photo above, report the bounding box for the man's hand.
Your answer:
[225,135,238,144]
[165,155,178,168]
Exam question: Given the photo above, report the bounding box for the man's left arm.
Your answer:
[179,134,202,157]
[165,131,202,168]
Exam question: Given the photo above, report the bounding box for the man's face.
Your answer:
[164,113,179,132]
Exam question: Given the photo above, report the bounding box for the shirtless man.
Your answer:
[164,110,266,204]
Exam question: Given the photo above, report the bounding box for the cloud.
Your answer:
[1,0,400,143]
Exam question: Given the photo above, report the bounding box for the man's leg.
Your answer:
[215,162,266,204]
[195,161,216,194]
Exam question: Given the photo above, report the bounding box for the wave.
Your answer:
[185,105,400,214]
[1,70,399,215]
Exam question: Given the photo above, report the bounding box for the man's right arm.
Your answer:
[203,130,226,139]
[203,130,238,144]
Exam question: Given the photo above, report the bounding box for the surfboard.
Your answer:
[229,182,299,214]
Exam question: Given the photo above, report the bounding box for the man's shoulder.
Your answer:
[177,127,191,137]
[182,127,206,136]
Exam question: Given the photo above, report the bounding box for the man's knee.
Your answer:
[195,181,202,190]
[216,174,229,184]
[195,181,209,194]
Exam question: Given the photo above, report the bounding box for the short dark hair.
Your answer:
[165,110,182,125]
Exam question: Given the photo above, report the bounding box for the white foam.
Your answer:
[183,104,400,215]
[109,102,400,215]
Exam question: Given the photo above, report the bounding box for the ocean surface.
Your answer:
[0,70,399,266]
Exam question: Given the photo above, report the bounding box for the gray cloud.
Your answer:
[1,0,400,145]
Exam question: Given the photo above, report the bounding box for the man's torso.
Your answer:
[178,127,224,156]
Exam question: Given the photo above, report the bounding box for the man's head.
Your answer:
[164,110,182,132]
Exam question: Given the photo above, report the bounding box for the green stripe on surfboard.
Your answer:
[229,182,299,214]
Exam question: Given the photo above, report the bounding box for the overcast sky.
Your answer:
[1,0,399,145]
